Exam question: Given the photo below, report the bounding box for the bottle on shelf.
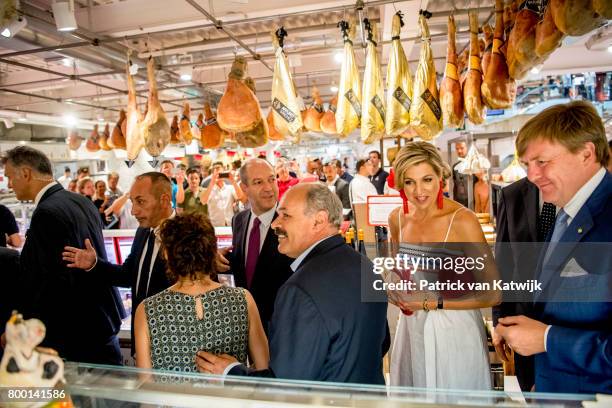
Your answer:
[357,228,367,256]
[348,227,356,249]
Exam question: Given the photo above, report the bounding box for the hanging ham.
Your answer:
[267,109,284,141]
[99,123,112,151]
[86,124,101,152]
[270,27,304,140]
[440,15,464,129]
[217,56,263,135]
[140,57,171,159]
[385,11,413,137]
[196,112,204,130]
[481,24,494,75]
[234,76,268,148]
[482,0,516,109]
[67,131,82,151]
[507,3,542,80]
[535,2,566,59]
[179,102,194,145]
[335,20,361,137]
[361,19,385,144]
[170,115,181,144]
[109,109,126,150]
[200,103,225,149]
[320,97,338,135]
[458,49,469,87]
[593,0,612,19]
[125,54,144,163]
[303,87,324,132]
[464,11,486,125]
[409,11,442,141]
[550,0,605,36]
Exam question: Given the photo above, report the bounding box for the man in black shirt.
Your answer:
[368,151,388,194]
[0,204,21,248]
[452,141,469,207]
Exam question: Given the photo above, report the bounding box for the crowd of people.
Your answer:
[0,100,610,395]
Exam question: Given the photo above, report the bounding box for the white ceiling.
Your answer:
[0,0,611,130]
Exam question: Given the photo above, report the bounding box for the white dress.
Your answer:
[390,208,491,390]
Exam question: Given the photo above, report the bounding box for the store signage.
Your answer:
[367,195,404,226]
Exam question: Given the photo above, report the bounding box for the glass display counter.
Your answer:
[62,362,594,407]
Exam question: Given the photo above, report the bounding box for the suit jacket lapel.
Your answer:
[523,180,539,241]
[234,212,249,267]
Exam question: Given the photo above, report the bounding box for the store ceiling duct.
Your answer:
[1,15,27,38]
[51,0,78,32]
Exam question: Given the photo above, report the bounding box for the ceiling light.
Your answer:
[129,63,139,75]
[179,66,192,81]
[330,85,338,93]
[97,115,104,122]
[52,0,78,32]
[62,58,72,67]
[334,51,344,63]
[180,73,192,81]
[530,66,541,74]
[608,45,612,53]
[63,114,77,127]
[1,16,27,38]
[17,113,27,122]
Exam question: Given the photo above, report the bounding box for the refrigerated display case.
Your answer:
[61,362,594,407]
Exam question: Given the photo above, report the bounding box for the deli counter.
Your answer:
[62,362,598,408]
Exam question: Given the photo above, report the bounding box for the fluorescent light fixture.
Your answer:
[180,73,192,81]
[334,51,344,63]
[330,85,339,93]
[17,113,27,122]
[97,115,105,122]
[52,0,78,32]
[1,16,27,38]
[608,45,612,53]
[179,66,192,81]
[62,58,72,67]
[63,114,77,127]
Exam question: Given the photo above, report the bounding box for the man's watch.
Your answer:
[437,296,444,310]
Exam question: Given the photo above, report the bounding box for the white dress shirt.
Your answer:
[34,181,58,208]
[207,183,238,227]
[244,205,277,265]
[349,174,378,205]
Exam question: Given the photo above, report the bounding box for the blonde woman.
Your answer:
[387,142,500,390]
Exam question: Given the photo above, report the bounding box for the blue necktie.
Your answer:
[543,209,569,264]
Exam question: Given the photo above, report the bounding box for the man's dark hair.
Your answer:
[77,167,89,175]
[136,171,172,198]
[232,159,242,170]
[331,159,343,170]
[64,166,71,172]
[369,150,381,160]
[608,139,612,149]
[186,167,200,177]
[212,161,224,168]
[1,146,53,175]
[177,163,187,170]
[356,158,368,172]
[160,159,174,168]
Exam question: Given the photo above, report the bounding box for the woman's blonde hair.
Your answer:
[77,177,93,194]
[393,141,451,188]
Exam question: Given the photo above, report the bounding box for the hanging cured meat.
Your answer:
[502,0,519,59]
[267,109,284,141]
[140,57,171,159]
[335,20,361,137]
[234,76,268,148]
[410,11,442,141]
[481,24,494,75]
[99,123,112,151]
[179,102,194,145]
[109,109,126,150]
[361,19,385,144]
[593,0,612,19]
[86,124,101,152]
[217,56,264,136]
[67,131,82,151]
[385,11,413,137]
[458,49,469,87]
[200,103,225,149]
[535,2,566,59]
[464,11,486,125]
[170,115,181,144]
[550,0,605,36]
[320,97,338,135]
[440,15,464,129]
[269,27,303,140]
[196,112,204,130]
[303,87,324,132]
[507,3,542,80]
[125,54,144,163]
[482,0,516,109]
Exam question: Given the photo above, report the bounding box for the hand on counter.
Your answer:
[196,351,237,375]
[62,238,97,270]
[495,315,548,357]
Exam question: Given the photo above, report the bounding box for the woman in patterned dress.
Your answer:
[134,212,269,372]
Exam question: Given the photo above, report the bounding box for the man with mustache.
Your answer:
[202,183,388,384]
[216,158,293,334]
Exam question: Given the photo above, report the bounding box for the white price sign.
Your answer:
[367,195,404,227]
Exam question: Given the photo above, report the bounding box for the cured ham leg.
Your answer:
[335,20,361,137]
[170,115,181,144]
[361,18,385,144]
[218,57,263,133]
[320,97,338,135]
[125,55,144,164]
[303,87,324,132]
[67,131,82,151]
[507,4,542,80]
[140,57,171,161]
[200,103,225,149]
[99,123,112,151]
[440,15,464,129]
[179,102,194,144]
[109,109,126,150]
[86,124,101,152]
[267,109,284,141]
[535,3,566,59]
[551,0,605,36]
[464,11,486,124]
[481,24,493,75]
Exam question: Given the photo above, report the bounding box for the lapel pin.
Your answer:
[577,227,583,234]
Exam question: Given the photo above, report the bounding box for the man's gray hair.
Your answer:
[1,146,53,175]
[240,158,273,186]
[303,183,343,229]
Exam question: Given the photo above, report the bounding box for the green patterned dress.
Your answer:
[144,286,249,372]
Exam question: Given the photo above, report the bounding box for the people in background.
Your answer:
[0,204,21,248]
[199,183,387,384]
[77,177,95,200]
[93,180,110,225]
[301,159,321,182]
[276,160,299,201]
[175,163,188,189]
[323,161,350,211]
[159,160,185,208]
[388,142,500,390]
[368,150,388,195]
[178,168,209,216]
[67,179,78,193]
[2,146,125,364]
[106,172,122,205]
[333,159,353,183]
[494,101,611,394]
[452,141,469,207]
[206,162,245,227]
[349,158,377,205]
[57,166,72,189]
[134,212,268,372]
[104,192,139,230]
[76,167,90,180]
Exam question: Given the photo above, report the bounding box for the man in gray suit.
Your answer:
[323,161,350,210]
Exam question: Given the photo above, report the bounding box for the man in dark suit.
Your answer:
[200,183,388,384]
[1,146,125,364]
[495,101,612,394]
[216,158,292,333]
[0,246,20,360]
[323,161,350,210]
[62,172,173,355]
[494,177,556,391]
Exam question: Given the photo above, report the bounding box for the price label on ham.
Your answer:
[371,95,386,122]
[367,195,405,226]
[272,98,297,123]
[421,88,442,121]
[344,89,362,118]
[393,87,412,112]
